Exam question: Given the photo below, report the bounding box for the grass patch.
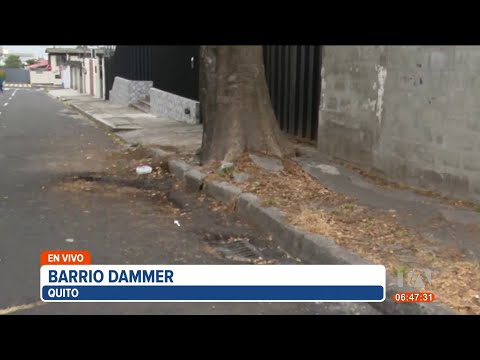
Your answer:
[342,203,357,211]
[289,208,334,235]
[218,165,235,178]
[265,198,276,206]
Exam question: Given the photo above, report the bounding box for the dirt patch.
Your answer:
[54,175,185,219]
[200,154,480,314]
[98,145,167,178]
[109,145,154,160]
[52,143,179,216]
[57,179,143,196]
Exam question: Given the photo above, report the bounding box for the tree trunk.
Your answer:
[199,46,294,164]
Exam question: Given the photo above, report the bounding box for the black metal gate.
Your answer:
[151,46,199,101]
[104,57,114,100]
[109,46,199,101]
[105,45,321,140]
[263,45,322,142]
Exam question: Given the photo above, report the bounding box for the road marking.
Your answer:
[0,301,46,315]
[3,103,8,107]
[9,97,12,101]
[4,83,31,88]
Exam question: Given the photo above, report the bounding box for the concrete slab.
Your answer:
[250,154,283,172]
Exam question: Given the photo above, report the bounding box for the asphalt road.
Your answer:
[0,88,381,315]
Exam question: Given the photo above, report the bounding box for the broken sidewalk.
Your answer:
[49,89,479,314]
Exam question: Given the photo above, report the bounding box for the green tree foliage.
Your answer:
[4,55,23,68]
[25,59,38,65]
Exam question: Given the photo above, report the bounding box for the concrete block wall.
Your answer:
[318,46,480,202]
[318,46,387,167]
[109,77,153,106]
[150,87,200,124]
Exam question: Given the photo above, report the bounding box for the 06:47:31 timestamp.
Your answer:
[393,292,435,303]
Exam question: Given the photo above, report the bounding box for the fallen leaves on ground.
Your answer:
[201,154,480,314]
[289,206,480,314]
[204,153,351,211]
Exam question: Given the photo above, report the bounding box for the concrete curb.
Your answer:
[164,159,456,315]
[184,169,206,192]
[205,181,242,203]
[168,160,191,181]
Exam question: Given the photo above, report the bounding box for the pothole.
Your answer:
[63,172,172,192]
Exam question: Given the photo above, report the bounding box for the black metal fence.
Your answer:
[103,57,114,100]
[105,45,322,142]
[263,45,322,142]
[108,46,199,100]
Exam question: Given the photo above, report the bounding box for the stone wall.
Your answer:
[109,77,152,106]
[150,87,200,124]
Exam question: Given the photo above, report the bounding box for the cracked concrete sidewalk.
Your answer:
[48,89,202,156]
[49,89,480,264]
[295,146,480,262]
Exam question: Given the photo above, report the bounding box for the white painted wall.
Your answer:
[30,71,63,85]
[69,54,82,61]
[62,66,71,88]
[75,67,81,91]
[71,67,76,89]
[101,57,106,100]
[81,58,102,98]
[84,61,90,95]
[73,67,79,91]
[93,58,101,98]
[49,55,57,68]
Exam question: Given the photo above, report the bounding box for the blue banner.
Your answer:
[42,285,384,301]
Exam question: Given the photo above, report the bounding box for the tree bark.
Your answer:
[199,46,294,164]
